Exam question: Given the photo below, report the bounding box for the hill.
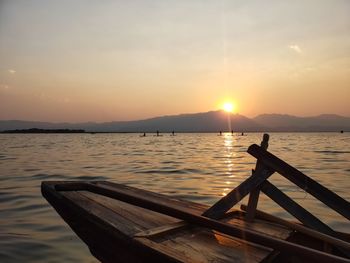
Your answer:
[253,114,350,132]
[0,111,349,132]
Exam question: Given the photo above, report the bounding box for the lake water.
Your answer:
[0,132,349,262]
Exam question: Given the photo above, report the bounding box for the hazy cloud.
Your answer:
[8,69,16,74]
[288,45,302,54]
[305,67,315,72]
[0,84,10,89]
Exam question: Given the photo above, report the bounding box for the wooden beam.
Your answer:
[202,167,274,219]
[55,181,350,263]
[245,133,270,221]
[248,144,350,220]
[259,181,350,258]
[245,188,260,221]
[241,204,350,251]
[133,210,243,238]
[260,180,336,235]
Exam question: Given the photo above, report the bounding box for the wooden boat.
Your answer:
[42,134,350,263]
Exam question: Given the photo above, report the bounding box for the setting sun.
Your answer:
[222,102,235,113]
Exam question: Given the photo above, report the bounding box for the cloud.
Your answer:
[288,45,302,54]
[305,67,315,71]
[8,69,16,74]
[0,84,10,90]
[0,83,10,93]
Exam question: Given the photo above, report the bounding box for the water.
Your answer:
[0,133,349,262]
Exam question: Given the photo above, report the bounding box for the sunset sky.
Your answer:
[0,0,349,122]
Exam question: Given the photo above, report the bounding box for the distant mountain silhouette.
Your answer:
[2,128,85,133]
[0,111,349,132]
[0,120,93,131]
[253,114,350,132]
[104,111,263,132]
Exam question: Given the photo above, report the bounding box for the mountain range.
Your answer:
[0,111,349,132]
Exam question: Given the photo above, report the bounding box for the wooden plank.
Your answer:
[134,221,189,238]
[82,183,255,241]
[260,180,350,258]
[252,182,350,258]
[260,180,336,235]
[134,208,289,240]
[42,182,185,262]
[43,192,143,263]
[248,144,350,220]
[45,182,274,263]
[56,181,207,215]
[44,191,191,263]
[202,168,274,219]
[241,204,350,251]
[246,134,270,222]
[95,182,210,239]
[58,181,350,263]
[80,191,178,230]
[146,227,273,263]
[134,210,246,239]
[224,217,292,240]
[62,191,144,235]
[133,236,200,263]
[56,180,207,235]
[100,181,208,213]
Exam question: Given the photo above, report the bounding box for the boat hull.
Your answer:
[43,181,347,263]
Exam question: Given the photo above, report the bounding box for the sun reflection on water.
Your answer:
[221,133,237,196]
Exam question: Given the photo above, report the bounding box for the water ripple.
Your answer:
[0,132,349,262]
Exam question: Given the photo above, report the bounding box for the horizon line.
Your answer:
[1,110,349,124]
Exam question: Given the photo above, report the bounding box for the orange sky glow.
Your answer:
[0,1,349,122]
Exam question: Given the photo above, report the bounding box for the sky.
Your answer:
[0,0,349,122]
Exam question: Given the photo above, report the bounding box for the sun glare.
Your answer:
[222,102,235,113]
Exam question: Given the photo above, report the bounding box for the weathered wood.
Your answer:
[134,221,189,238]
[241,204,350,251]
[260,180,336,235]
[42,182,184,263]
[53,181,350,263]
[248,144,350,220]
[246,133,270,222]
[64,191,144,235]
[147,227,273,263]
[224,216,291,240]
[135,209,292,241]
[100,181,208,212]
[59,182,250,242]
[69,183,203,240]
[56,181,208,214]
[252,182,350,258]
[202,167,274,219]
[245,187,261,221]
[44,182,276,263]
[80,191,178,230]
